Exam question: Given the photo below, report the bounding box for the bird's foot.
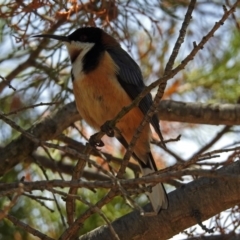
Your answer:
[89,133,105,148]
[100,120,114,137]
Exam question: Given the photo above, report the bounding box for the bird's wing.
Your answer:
[107,47,162,139]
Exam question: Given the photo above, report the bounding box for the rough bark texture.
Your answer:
[158,101,240,125]
[0,102,80,176]
[79,161,240,240]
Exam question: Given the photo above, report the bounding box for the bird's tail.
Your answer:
[140,153,168,214]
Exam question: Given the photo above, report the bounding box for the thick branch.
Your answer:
[79,161,240,240]
[0,102,80,176]
[1,100,239,176]
[159,100,240,125]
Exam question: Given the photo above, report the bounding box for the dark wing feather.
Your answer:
[107,47,162,138]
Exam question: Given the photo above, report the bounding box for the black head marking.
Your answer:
[68,27,120,73]
[68,27,103,45]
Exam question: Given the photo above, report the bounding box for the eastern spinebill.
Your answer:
[33,27,168,214]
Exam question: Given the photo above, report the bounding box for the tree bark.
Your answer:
[79,161,240,240]
[158,100,240,125]
[0,102,80,176]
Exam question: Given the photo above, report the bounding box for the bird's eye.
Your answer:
[79,35,88,42]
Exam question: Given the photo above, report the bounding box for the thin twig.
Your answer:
[40,145,65,180]
[51,189,120,240]
[1,167,240,195]
[188,126,231,159]
[3,102,61,116]
[117,0,196,178]
[6,214,54,240]
[0,183,24,220]
[0,75,16,91]
[23,193,55,212]
[37,164,67,228]
[66,144,88,226]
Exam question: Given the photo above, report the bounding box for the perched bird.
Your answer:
[34,27,168,213]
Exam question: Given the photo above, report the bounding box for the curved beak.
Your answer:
[32,34,70,42]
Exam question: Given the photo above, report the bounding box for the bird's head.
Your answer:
[33,27,119,63]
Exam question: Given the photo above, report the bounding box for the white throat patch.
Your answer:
[65,41,95,80]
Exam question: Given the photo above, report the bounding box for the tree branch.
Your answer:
[78,161,240,240]
[0,102,80,176]
[159,101,240,125]
[1,100,239,176]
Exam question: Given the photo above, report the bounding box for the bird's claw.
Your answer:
[89,133,105,147]
[100,121,114,137]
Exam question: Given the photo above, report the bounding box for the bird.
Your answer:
[33,27,168,214]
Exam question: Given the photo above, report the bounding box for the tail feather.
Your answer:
[141,153,168,213]
[116,136,168,213]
